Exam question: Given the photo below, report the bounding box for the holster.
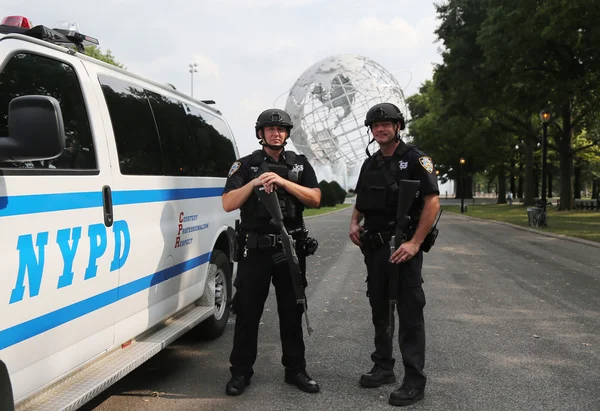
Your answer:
[421,227,439,253]
[359,230,392,251]
[232,221,243,262]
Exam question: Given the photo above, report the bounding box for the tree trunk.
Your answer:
[524,134,536,206]
[593,179,599,200]
[574,166,581,199]
[556,104,575,211]
[534,168,540,198]
[518,161,524,198]
[497,168,507,204]
[510,157,516,195]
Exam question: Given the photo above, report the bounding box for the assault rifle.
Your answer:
[387,179,421,336]
[254,185,314,336]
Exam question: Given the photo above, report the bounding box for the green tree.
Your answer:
[84,46,126,69]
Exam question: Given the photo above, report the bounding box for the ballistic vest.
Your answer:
[355,143,421,230]
[239,150,305,231]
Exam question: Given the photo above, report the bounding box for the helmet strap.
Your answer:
[260,139,287,151]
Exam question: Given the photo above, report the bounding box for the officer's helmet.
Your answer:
[255,109,294,139]
[364,103,405,130]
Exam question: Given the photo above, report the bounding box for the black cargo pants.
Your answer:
[362,242,427,389]
[229,244,307,379]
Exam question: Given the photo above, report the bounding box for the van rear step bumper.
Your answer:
[16,304,214,411]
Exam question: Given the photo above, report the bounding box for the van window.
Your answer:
[186,105,237,177]
[0,53,97,170]
[146,91,200,176]
[98,75,164,175]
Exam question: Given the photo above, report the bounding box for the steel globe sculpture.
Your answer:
[284,54,408,188]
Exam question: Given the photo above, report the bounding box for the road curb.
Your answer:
[304,205,352,220]
[448,211,600,249]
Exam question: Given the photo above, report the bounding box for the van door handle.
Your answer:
[102,185,114,227]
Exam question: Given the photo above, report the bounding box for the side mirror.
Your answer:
[0,95,66,162]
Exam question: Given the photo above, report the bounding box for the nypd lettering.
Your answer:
[10,220,131,304]
[419,157,434,174]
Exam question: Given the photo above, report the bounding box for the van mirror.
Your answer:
[0,95,66,162]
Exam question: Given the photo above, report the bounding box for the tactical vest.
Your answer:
[355,144,414,218]
[240,150,305,231]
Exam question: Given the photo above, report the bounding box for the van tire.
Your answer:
[198,250,231,340]
[0,359,15,411]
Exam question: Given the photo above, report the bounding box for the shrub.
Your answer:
[329,180,347,204]
[318,180,337,207]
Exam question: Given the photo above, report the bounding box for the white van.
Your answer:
[0,17,239,411]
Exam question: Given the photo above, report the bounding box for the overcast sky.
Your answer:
[5,0,443,157]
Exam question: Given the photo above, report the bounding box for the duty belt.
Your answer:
[360,230,392,251]
[245,232,283,249]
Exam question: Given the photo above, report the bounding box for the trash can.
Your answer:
[527,207,541,227]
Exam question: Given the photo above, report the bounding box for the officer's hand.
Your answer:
[349,222,363,247]
[259,172,286,193]
[390,241,419,264]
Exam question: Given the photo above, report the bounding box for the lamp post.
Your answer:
[539,109,551,212]
[460,157,466,213]
[189,63,198,98]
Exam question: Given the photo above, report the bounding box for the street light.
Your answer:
[189,63,198,98]
[539,109,551,213]
[459,157,466,213]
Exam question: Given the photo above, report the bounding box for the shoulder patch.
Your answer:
[228,161,241,177]
[419,156,434,174]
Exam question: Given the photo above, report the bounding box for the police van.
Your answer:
[0,15,239,411]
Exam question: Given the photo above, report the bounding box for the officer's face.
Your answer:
[370,121,396,144]
[261,126,288,146]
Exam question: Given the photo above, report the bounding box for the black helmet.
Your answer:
[364,103,405,130]
[255,109,293,139]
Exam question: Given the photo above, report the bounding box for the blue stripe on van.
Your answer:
[0,252,211,350]
[0,187,224,218]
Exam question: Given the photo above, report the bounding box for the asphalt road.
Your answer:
[81,208,600,411]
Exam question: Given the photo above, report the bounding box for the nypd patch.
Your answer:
[228,161,241,177]
[419,156,434,174]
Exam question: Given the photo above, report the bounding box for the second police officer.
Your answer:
[222,108,322,396]
[349,103,441,407]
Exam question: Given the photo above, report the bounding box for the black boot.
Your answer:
[225,375,250,396]
[388,384,425,406]
[359,365,396,388]
[284,371,320,393]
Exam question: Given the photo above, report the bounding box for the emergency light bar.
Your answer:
[0,15,99,52]
[1,15,32,29]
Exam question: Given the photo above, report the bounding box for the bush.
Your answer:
[318,180,337,208]
[329,180,347,204]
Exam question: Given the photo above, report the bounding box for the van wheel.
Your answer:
[0,360,14,411]
[198,250,231,340]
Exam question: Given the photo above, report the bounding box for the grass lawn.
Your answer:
[304,203,352,217]
[442,204,600,243]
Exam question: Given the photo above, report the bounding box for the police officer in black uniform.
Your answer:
[222,108,322,396]
[349,103,440,407]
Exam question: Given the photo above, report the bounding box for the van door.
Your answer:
[87,70,219,344]
[0,42,118,402]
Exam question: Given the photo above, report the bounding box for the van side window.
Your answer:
[186,105,237,177]
[0,53,97,170]
[146,92,200,176]
[98,75,164,175]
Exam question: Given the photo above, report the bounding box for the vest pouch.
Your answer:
[356,185,388,212]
